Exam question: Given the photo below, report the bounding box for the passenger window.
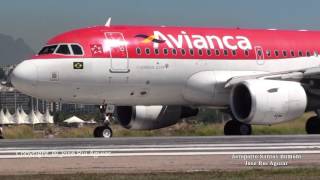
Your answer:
[232,50,237,56]
[315,50,319,56]
[71,45,83,55]
[56,45,71,55]
[290,50,295,57]
[274,50,279,57]
[207,49,211,56]
[190,49,194,56]
[298,51,303,57]
[224,49,228,56]
[154,48,159,55]
[164,48,169,55]
[198,49,203,56]
[215,49,220,56]
[38,45,58,55]
[306,51,311,57]
[257,50,262,56]
[181,49,186,56]
[283,50,287,57]
[244,50,249,56]
[145,48,150,55]
[266,50,271,57]
[136,48,141,55]
[172,49,177,55]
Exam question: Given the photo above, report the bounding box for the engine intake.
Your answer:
[230,80,307,125]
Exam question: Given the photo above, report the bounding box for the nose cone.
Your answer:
[11,60,38,94]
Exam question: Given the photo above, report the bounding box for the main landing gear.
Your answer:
[306,116,320,134]
[305,109,320,134]
[224,120,252,135]
[93,104,115,138]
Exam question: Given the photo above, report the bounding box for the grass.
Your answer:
[58,126,94,138]
[3,125,43,139]
[1,168,320,180]
[1,113,315,139]
[252,113,314,135]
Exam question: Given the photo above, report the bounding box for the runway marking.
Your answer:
[0,150,319,159]
[0,143,320,159]
[2,143,320,150]
[0,145,320,153]
[1,136,320,159]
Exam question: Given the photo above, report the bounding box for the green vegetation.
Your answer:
[2,113,313,139]
[1,168,320,180]
[58,126,94,138]
[252,113,313,135]
[3,125,43,139]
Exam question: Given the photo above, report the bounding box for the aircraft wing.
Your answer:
[225,67,320,88]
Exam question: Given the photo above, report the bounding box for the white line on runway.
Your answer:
[0,150,319,159]
[0,145,319,159]
[2,143,320,150]
[0,145,319,153]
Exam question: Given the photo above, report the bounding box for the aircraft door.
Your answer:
[105,32,129,73]
[255,46,265,65]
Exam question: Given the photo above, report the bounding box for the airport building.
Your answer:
[0,86,97,114]
[0,90,31,113]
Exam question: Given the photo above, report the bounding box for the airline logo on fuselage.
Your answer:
[135,34,166,44]
[142,31,253,50]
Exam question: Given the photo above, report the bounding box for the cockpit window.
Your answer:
[56,45,71,55]
[38,45,58,55]
[38,43,83,56]
[71,45,83,55]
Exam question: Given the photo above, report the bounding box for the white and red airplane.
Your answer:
[10,20,320,138]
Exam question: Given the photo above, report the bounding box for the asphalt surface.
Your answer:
[1,135,320,149]
[0,135,320,175]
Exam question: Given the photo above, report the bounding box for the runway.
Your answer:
[0,135,320,175]
[1,135,320,158]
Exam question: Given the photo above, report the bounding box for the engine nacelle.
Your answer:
[230,80,307,125]
[116,106,198,130]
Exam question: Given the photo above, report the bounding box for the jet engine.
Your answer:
[230,80,307,125]
[116,106,199,130]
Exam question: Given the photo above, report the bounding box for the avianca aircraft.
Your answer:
[10,20,320,137]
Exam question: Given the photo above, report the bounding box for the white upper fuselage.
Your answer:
[12,57,320,106]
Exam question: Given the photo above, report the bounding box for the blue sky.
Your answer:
[1,0,320,50]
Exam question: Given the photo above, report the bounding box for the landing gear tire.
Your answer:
[94,126,113,138]
[224,120,252,135]
[306,116,320,134]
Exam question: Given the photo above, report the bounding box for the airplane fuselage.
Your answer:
[11,26,320,107]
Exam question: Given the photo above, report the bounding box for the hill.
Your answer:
[0,34,34,65]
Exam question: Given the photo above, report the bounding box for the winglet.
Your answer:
[105,17,112,27]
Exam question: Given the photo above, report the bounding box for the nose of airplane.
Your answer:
[10,60,38,94]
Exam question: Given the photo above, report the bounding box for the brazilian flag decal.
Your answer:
[73,62,84,69]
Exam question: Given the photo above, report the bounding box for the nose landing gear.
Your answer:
[93,104,115,138]
[94,125,113,138]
